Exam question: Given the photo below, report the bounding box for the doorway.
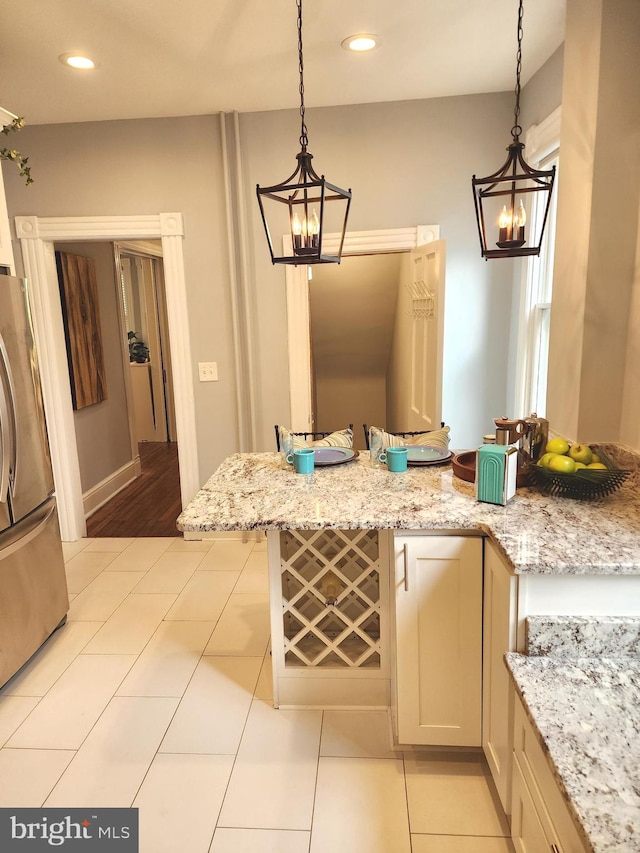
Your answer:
[115,242,177,446]
[309,254,404,449]
[284,225,442,436]
[14,212,198,541]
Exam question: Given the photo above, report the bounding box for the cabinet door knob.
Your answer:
[403,543,409,591]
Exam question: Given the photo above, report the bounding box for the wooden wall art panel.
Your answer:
[56,250,107,409]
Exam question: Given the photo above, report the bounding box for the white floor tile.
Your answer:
[204,593,270,656]
[83,594,176,655]
[210,828,310,853]
[117,621,215,697]
[1,621,102,697]
[252,649,274,705]
[233,552,269,594]
[135,753,234,853]
[45,697,179,807]
[167,538,215,552]
[5,536,520,848]
[160,656,261,754]
[320,710,395,759]
[198,540,253,572]
[67,572,146,621]
[164,571,239,621]
[83,538,135,553]
[404,752,510,837]
[0,696,40,745]
[104,537,174,571]
[218,699,322,831]
[0,748,75,806]
[132,552,202,594]
[251,537,268,551]
[62,539,92,561]
[64,550,119,593]
[311,756,410,853]
[6,655,136,749]
[411,835,514,853]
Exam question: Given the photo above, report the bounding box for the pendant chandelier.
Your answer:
[256,0,352,266]
[471,0,555,260]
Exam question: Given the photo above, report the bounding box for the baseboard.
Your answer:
[183,530,265,542]
[83,457,141,518]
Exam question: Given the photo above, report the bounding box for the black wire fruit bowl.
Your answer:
[526,450,631,499]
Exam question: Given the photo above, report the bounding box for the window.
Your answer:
[514,107,561,419]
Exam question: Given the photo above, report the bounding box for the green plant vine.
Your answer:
[1,116,33,185]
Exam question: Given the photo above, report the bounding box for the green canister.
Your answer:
[476,444,518,505]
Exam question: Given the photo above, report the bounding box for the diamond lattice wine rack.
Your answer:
[279,529,382,669]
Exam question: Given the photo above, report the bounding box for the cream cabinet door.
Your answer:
[483,539,518,812]
[394,535,482,746]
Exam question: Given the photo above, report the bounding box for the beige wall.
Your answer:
[620,181,640,448]
[547,0,640,445]
[4,115,238,486]
[315,376,386,452]
[5,93,519,481]
[519,46,564,133]
[240,93,516,451]
[55,241,132,492]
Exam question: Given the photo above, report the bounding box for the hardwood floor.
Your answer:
[86,442,182,537]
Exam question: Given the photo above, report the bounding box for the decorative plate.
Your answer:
[406,446,452,466]
[313,448,359,466]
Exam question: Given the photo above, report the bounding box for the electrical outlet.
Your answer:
[198,362,218,382]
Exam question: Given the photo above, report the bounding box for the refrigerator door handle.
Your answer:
[0,332,17,503]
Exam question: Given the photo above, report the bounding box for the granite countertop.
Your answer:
[177,446,640,575]
[506,653,640,852]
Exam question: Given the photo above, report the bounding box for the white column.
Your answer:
[160,212,200,505]
[16,216,86,540]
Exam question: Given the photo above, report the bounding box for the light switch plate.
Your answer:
[198,362,218,381]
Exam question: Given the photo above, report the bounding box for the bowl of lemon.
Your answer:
[528,439,630,499]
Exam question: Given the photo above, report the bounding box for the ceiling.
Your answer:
[0,0,565,126]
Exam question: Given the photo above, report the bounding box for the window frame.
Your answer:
[513,106,561,419]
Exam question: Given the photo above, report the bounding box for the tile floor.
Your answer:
[0,536,514,852]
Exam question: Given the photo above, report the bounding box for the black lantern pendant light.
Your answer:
[256,0,352,266]
[472,0,556,260]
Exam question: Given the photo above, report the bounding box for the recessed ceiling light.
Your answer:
[59,53,96,70]
[341,34,379,52]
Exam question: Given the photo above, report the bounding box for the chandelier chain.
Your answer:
[511,0,524,141]
[297,0,309,151]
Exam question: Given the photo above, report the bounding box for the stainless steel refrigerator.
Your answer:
[0,273,69,687]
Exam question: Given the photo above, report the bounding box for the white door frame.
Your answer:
[285,225,440,431]
[15,213,199,541]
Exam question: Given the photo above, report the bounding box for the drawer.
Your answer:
[513,696,587,852]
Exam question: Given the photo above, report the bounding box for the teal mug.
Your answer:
[289,447,315,474]
[379,446,408,472]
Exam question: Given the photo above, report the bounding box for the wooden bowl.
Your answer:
[451,451,476,483]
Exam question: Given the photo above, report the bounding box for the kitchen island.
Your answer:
[177,446,640,575]
[177,448,640,853]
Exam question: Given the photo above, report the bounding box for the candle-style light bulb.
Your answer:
[308,209,320,248]
[498,205,511,243]
[292,211,303,252]
[514,200,526,242]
